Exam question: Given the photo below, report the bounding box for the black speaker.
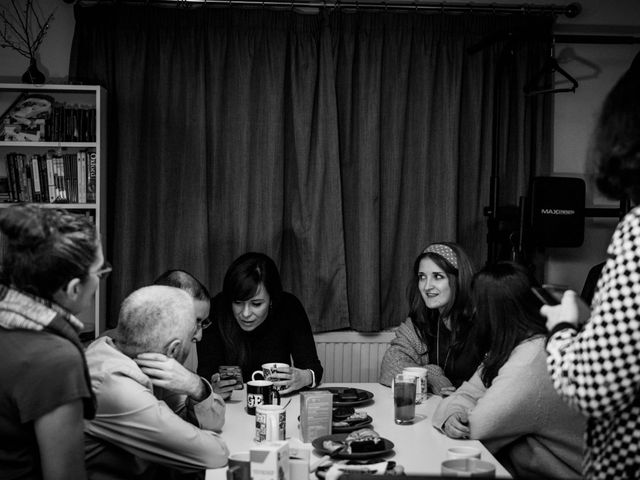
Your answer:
[530,176,585,247]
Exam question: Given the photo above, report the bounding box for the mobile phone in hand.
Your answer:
[531,286,560,306]
[219,365,244,390]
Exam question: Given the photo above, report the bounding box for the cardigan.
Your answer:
[197,291,323,384]
[433,336,585,479]
[378,318,479,392]
[547,206,640,480]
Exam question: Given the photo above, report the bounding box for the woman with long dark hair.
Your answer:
[0,205,104,480]
[197,252,323,398]
[379,242,480,394]
[433,262,584,479]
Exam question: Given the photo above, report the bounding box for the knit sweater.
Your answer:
[379,318,465,393]
[433,336,585,479]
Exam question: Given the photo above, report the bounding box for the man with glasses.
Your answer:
[84,285,228,479]
[152,270,211,374]
[100,269,211,373]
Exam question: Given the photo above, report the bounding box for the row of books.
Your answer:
[4,150,97,204]
[44,103,97,143]
[0,95,97,143]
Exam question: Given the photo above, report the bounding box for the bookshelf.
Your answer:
[0,83,107,339]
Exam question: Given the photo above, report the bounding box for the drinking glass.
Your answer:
[393,373,417,424]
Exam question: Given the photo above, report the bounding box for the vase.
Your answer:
[22,57,45,84]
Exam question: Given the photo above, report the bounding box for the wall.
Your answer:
[0,0,75,83]
[1,0,639,294]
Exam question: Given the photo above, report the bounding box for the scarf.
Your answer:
[0,283,96,419]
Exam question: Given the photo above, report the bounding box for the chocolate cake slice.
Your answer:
[345,428,386,453]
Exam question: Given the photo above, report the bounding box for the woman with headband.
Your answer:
[379,242,481,395]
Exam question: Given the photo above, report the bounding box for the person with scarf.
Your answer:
[0,204,104,480]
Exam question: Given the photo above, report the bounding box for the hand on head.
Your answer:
[135,352,204,398]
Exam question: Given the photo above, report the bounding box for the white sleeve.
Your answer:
[86,371,229,470]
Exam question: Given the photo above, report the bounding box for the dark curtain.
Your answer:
[69,5,552,332]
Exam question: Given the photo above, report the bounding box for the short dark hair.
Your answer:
[222,252,283,307]
[153,269,210,301]
[218,252,283,368]
[0,205,99,299]
[594,52,640,203]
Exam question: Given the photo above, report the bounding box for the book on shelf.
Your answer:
[87,152,96,203]
[1,93,96,143]
[3,149,96,204]
[77,151,87,203]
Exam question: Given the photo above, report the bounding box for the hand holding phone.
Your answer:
[531,286,561,306]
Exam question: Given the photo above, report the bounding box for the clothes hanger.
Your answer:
[524,44,579,96]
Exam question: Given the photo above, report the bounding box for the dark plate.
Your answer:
[312,433,394,459]
[319,387,375,406]
[332,415,373,433]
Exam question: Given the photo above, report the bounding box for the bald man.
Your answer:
[84,286,228,480]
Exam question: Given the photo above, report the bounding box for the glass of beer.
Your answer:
[393,373,417,424]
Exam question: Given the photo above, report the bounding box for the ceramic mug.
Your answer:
[246,380,281,415]
[255,404,286,442]
[441,458,495,477]
[251,362,290,391]
[402,367,428,404]
[447,446,482,460]
[226,452,251,480]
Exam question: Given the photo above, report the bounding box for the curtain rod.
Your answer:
[75,0,582,17]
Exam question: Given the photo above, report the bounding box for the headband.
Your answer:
[423,243,458,269]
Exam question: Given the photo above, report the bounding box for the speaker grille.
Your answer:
[530,176,585,247]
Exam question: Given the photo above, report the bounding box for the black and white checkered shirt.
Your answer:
[547,206,640,479]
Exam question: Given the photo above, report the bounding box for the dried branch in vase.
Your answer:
[0,0,55,59]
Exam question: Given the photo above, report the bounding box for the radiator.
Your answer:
[313,331,395,383]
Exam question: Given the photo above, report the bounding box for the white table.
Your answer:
[206,383,511,479]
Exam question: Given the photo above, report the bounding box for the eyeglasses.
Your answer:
[197,317,212,330]
[93,261,112,280]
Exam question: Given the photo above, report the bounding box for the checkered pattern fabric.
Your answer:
[547,206,640,479]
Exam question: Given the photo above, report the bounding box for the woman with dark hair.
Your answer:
[379,242,481,394]
[542,52,640,479]
[432,262,584,479]
[0,205,105,480]
[197,252,323,399]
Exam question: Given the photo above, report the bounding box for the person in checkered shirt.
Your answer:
[542,52,640,480]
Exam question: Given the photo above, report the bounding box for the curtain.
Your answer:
[70,5,552,332]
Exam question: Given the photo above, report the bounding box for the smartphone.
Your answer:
[531,286,560,306]
[219,365,244,390]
